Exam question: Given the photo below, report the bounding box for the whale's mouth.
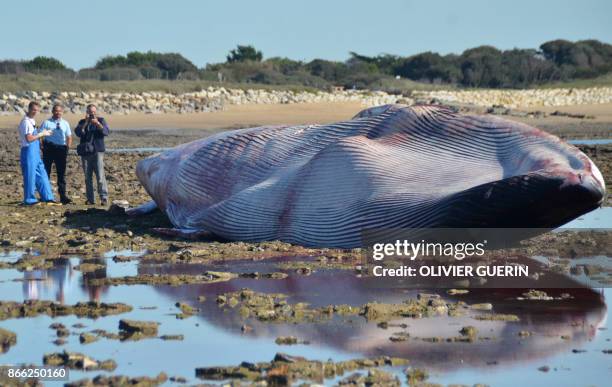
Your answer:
[437,170,606,230]
[534,174,605,227]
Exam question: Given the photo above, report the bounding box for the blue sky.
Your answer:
[2,0,611,69]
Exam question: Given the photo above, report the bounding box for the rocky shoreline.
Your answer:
[0,88,398,115]
[1,86,612,115]
[413,87,612,109]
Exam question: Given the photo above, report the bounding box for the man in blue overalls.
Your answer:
[18,101,57,206]
[40,104,73,204]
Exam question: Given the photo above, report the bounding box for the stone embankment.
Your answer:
[413,87,612,109]
[0,88,397,115]
[1,86,611,115]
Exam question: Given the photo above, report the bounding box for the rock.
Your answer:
[470,303,493,311]
[417,293,440,300]
[404,367,428,384]
[79,333,99,344]
[447,288,469,295]
[0,300,132,320]
[112,254,133,262]
[333,367,388,385]
[43,351,117,371]
[160,334,184,341]
[56,327,70,337]
[520,289,554,301]
[273,352,307,363]
[175,302,199,316]
[474,313,520,322]
[74,262,105,273]
[67,237,89,247]
[118,319,159,335]
[275,336,300,345]
[169,376,187,383]
[459,326,478,338]
[65,373,168,387]
[0,327,17,353]
[389,331,410,342]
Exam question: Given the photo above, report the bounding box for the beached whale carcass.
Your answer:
[132,104,606,248]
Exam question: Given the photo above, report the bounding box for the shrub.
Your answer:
[226,45,263,63]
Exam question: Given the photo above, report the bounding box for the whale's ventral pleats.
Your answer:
[135,104,606,248]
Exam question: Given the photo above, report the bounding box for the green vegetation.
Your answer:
[536,72,612,89]
[226,45,263,63]
[0,73,321,94]
[1,40,611,93]
[93,51,199,80]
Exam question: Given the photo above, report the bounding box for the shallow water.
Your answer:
[559,207,612,229]
[0,217,611,386]
[568,139,612,145]
[0,253,610,386]
[0,250,26,264]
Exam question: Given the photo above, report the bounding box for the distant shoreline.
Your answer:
[2,102,612,145]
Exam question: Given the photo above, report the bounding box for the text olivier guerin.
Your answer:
[369,240,529,278]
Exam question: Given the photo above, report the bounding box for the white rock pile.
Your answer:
[1,86,611,116]
[412,87,612,109]
[0,88,397,115]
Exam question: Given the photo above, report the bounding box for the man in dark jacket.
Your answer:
[74,104,110,205]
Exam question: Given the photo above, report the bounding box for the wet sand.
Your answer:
[0,102,366,131]
[0,101,610,136]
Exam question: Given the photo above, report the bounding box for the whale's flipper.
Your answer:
[126,200,158,216]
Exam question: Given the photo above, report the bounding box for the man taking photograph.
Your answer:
[74,104,110,206]
[40,104,72,204]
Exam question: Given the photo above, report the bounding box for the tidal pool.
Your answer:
[568,139,612,145]
[0,252,610,386]
[0,212,611,386]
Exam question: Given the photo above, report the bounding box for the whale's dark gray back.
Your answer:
[136,104,605,247]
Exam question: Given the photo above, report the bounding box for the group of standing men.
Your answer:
[18,101,110,206]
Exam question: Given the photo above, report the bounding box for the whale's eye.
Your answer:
[568,156,583,170]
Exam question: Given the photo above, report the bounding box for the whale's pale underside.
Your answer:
[132,104,606,248]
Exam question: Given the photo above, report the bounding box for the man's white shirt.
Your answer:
[18,115,36,147]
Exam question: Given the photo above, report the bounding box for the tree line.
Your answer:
[1,40,610,90]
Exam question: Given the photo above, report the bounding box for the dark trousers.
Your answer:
[42,142,69,199]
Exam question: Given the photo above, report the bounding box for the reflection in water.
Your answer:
[0,250,27,263]
[14,250,147,303]
[4,254,609,382]
[19,258,111,303]
[146,264,606,371]
[22,258,74,303]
